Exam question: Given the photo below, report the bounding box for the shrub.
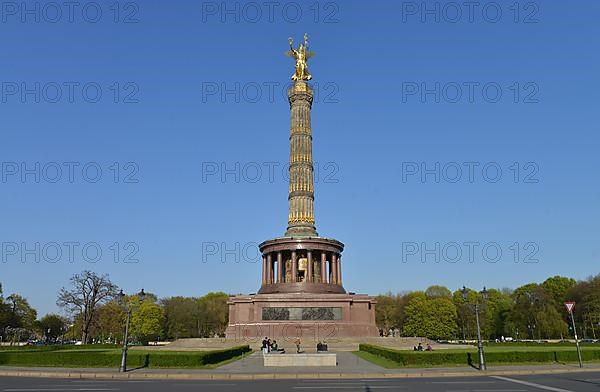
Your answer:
[359,344,600,367]
[0,345,251,368]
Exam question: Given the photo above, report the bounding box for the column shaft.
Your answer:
[261,255,267,285]
[277,252,283,284]
[337,255,342,286]
[331,253,338,284]
[321,252,327,283]
[307,250,313,283]
[267,254,273,284]
[292,251,298,283]
[285,82,317,237]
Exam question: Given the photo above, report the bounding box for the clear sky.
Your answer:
[1,1,599,316]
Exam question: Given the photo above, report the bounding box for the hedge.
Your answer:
[0,345,251,368]
[359,344,600,367]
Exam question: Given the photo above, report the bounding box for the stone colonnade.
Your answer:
[261,249,342,286]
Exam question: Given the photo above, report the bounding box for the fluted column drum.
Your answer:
[285,81,317,237]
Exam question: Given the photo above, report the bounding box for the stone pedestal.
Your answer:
[225,293,378,339]
[264,353,337,367]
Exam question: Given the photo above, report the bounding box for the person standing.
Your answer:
[261,337,269,354]
[294,336,301,353]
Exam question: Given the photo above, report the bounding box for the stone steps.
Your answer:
[147,336,468,352]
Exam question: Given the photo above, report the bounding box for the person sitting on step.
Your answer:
[271,340,285,353]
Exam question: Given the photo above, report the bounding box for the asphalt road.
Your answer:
[2,372,600,392]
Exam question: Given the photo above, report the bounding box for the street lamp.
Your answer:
[118,288,145,373]
[462,286,488,371]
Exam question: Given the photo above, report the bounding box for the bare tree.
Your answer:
[57,271,118,344]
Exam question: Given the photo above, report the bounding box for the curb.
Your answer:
[1,366,599,380]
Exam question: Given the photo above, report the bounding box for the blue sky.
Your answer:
[1,1,599,316]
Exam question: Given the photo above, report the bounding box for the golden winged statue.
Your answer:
[286,33,315,81]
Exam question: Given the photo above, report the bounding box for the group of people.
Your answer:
[379,328,402,337]
[261,336,305,354]
[316,341,328,352]
[413,342,433,351]
[261,337,285,354]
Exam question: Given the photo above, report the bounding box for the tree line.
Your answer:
[376,274,600,340]
[0,271,229,344]
[1,271,599,344]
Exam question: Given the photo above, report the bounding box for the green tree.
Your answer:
[427,298,458,339]
[402,291,427,337]
[484,288,513,339]
[161,296,202,339]
[131,300,164,344]
[92,301,126,343]
[56,271,118,344]
[567,274,600,339]
[375,294,396,333]
[425,285,452,299]
[542,276,576,306]
[507,283,567,339]
[403,292,457,340]
[5,294,37,330]
[0,284,9,335]
[197,292,229,337]
[36,314,67,341]
[536,305,568,338]
[375,292,406,334]
[452,288,478,340]
[451,287,513,340]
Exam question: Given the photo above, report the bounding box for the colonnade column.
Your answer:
[337,255,342,286]
[331,253,338,284]
[307,250,313,283]
[267,253,273,284]
[291,251,298,283]
[262,255,267,285]
[277,252,283,284]
[321,252,327,283]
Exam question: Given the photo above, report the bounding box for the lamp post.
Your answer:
[118,288,145,373]
[462,286,488,371]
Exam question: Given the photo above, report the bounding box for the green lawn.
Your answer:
[0,344,120,352]
[354,350,405,369]
[419,344,599,353]
[379,342,600,353]
[483,345,598,352]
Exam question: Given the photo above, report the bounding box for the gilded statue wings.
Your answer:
[285,50,316,59]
